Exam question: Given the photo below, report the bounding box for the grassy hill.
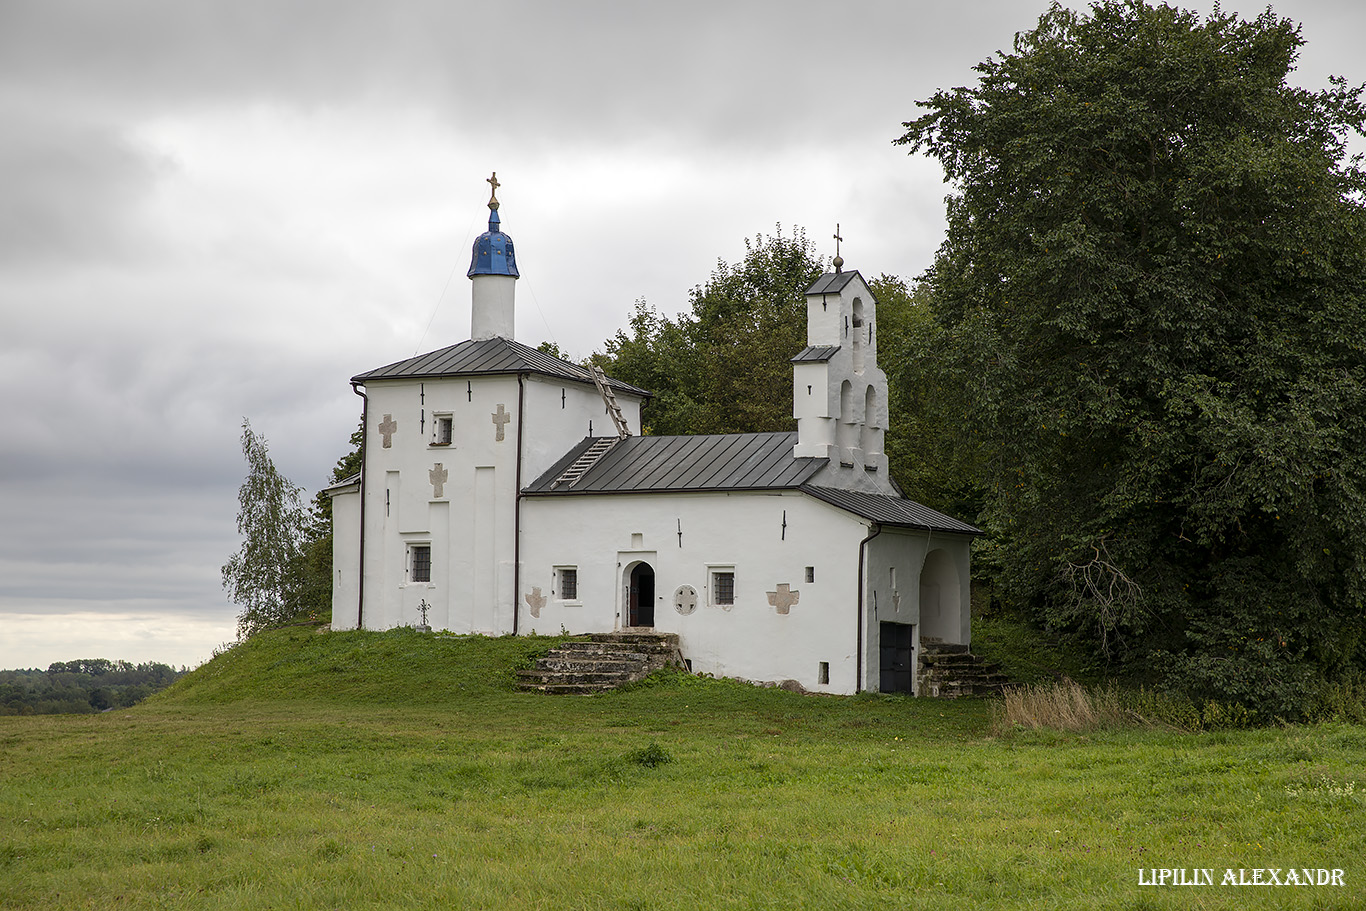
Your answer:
[1,628,1362,910]
[163,625,567,704]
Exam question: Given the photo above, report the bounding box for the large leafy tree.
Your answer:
[898,0,1366,714]
[594,227,825,435]
[873,274,986,518]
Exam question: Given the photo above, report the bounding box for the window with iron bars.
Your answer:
[712,570,734,606]
[558,567,578,601]
[410,545,431,583]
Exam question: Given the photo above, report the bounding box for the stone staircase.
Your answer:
[918,641,1011,698]
[516,630,685,694]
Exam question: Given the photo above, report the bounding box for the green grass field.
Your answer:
[1,627,1361,909]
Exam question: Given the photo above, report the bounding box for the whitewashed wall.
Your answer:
[520,374,642,482]
[328,484,360,630]
[333,363,973,696]
[519,490,968,694]
[346,371,643,635]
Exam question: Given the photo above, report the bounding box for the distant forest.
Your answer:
[0,659,186,715]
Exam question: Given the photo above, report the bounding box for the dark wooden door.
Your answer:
[629,563,655,628]
[879,622,914,693]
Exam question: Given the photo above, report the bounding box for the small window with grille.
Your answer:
[409,544,432,583]
[556,566,579,601]
[711,569,735,607]
[433,414,453,446]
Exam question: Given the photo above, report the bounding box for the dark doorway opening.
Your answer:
[629,563,655,628]
[879,622,915,693]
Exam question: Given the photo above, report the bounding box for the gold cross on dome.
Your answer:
[487,172,501,210]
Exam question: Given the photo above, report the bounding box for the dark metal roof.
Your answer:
[524,432,823,494]
[322,473,360,495]
[522,433,982,534]
[800,486,983,535]
[791,345,840,363]
[351,336,649,396]
[805,270,871,297]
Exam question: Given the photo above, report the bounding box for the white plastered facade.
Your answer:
[518,490,973,694]
[329,205,975,695]
[330,369,644,636]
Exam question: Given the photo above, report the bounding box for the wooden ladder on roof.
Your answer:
[551,437,618,489]
[590,364,631,440]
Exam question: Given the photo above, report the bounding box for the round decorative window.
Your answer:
[673,584,698,615]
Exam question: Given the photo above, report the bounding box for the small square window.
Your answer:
[433,415,453,446]
[557,567,578,601]
[712,571,734,606]
[410,545,431,583]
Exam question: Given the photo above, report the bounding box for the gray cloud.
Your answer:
[0,1,1027,149]
[0,107,167,263]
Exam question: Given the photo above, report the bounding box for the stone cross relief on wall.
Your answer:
[525,586,546,618]
[492,404,510,442]
[429,463,448,498]
[767,583,800,615]
[378,414,398,448]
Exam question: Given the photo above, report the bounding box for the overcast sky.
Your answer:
[2,0,1362,671]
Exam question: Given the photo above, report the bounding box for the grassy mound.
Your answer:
[153,626,993,742]
[157,627,573,706]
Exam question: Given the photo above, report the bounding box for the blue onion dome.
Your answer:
[468,173,519,278]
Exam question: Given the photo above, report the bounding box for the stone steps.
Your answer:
[919,642,1010,698]
[517,629,684,695]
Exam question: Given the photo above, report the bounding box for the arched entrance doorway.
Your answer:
[628,562,655,628]
[919,548,961,643]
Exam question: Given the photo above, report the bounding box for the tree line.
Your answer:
[0,660,186,715]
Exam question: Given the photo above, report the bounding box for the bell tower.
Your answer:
[792,233,892,493]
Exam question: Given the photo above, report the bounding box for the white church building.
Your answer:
[327,179,980,695]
